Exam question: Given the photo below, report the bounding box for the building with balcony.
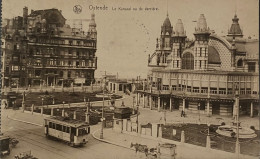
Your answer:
[1,7,97,88]
[137,14,259,117]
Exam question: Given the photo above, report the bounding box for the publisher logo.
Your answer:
[73,5,82,14]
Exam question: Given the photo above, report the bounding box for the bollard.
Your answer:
[41,108,44,115]
[181,130,185,143]
[31,104,34,114]
[51,108,54,116]
[62,109,65,117]
[206,135,211,148]
[73,111,77,119]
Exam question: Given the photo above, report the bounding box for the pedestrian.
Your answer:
[181,110,184,117]
[4,101,7,109]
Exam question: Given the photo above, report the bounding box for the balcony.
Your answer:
[146,87,258,100]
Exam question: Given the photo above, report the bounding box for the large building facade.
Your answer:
[1,7,97,88]
[138,14,259,117]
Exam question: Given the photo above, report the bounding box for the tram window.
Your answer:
[66,127,70,133]
[52,123,56,129]
[49,122,52,128]
[56,124,62,131]
[78,129,83,135]
[63,126,67,132]
[71,127,76,135]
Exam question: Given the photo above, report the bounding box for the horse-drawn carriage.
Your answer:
[131,142,177,159]
[130,143,157,158]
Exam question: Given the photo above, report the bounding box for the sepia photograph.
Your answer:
[0,0,259,158]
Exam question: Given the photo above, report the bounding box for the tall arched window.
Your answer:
[181,52,194,69]
[237,59,243,67]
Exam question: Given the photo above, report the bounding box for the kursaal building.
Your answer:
[1,7,97,88]
[137,14,259,117]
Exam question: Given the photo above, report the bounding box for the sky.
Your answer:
[2,0,259,78]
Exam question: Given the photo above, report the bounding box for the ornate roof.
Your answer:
[89,13,96,27]
[195,14,210,33]
[227,14,243,37]
[173,19,186,37]
[161,15,173,35]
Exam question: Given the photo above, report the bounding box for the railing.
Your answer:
[146,88,258,99]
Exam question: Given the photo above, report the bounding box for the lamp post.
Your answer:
[198,102,201,124]
[100,75,106,139]
[136,103,139,133]
[235,88,240,157]
[132,96,135,114]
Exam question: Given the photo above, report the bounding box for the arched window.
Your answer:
[181,52,194,69]
[237,59,243,67]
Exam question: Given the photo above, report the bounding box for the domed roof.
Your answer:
[227,14,243,37]
[195,14,209,33]
[174,19,185,36]
[89,13,96,27]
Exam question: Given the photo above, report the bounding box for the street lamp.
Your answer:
[198,102,201,124]
[132,96,135,114]
[136,104,139,133]
[100,75,106,139]
[235,87,240,156]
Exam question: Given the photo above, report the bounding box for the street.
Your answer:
[1,109,142,159]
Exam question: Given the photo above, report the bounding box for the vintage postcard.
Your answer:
[0,0,259,159]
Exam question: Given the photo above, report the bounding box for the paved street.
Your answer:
[1,109,141,159]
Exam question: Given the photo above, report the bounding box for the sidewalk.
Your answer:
[92,128,257,159]
[2,108,45,126]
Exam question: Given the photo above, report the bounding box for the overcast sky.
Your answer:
[2,0,259,78]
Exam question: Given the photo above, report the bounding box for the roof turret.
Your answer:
[161,14,173,35]
[195,14,210,33]
[227,14,243,38]
[173,19,186,37]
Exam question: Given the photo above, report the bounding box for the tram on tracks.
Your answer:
[44,116,90,147]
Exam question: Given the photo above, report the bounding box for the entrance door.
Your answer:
[212,102,220,115]
[48,77,54,86]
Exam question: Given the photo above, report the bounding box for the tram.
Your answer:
[44,116,90,147]
[0,136,10,156]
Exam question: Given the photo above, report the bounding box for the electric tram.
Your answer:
[44,116,90,147]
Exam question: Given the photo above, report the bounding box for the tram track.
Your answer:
[4,119,124,159]
[6,130,73,159]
